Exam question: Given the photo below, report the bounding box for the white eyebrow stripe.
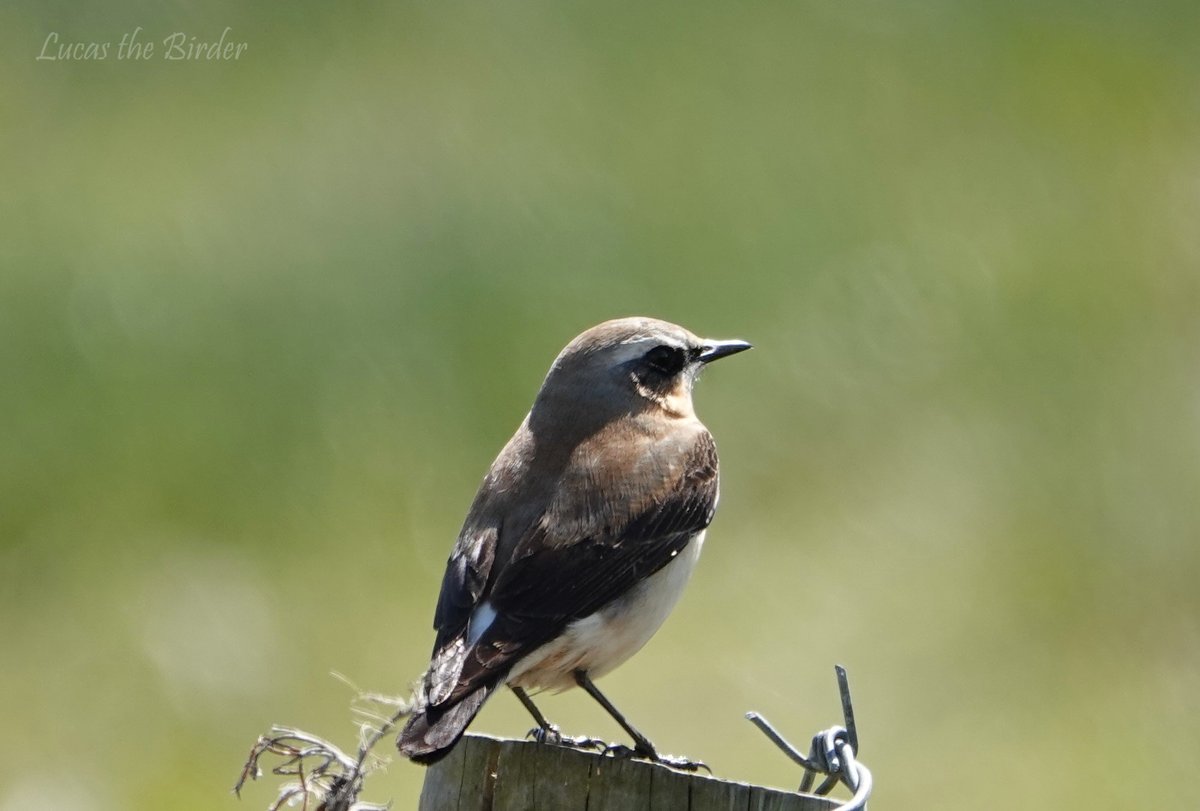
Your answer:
[608,339,656,364]
[610,336,687,365]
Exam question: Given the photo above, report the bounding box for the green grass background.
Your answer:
[2,2,1198,808]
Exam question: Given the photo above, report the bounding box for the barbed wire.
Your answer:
[233,676,412,811]
[746,665,873,810]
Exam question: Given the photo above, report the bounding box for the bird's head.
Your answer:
[536,317,751,421]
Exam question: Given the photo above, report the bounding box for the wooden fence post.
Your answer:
[419,733,840,811]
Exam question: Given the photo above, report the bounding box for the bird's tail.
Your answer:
[397,682,495,764]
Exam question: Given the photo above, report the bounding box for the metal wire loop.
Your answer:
[745,665,873,811]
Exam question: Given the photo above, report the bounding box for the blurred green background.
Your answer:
[2,2,1198,809]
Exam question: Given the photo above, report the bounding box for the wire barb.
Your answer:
[745,665,873,811]
[234,682,412,811]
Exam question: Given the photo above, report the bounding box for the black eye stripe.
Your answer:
[644,344,686,375]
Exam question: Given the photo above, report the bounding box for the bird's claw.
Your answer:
[527,725,606,752]
[602,743,709,773]
[654,754,711,773]
[528,726,707,772]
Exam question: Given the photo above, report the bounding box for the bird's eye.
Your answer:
[644,345,686,376]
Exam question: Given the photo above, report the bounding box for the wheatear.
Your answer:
[398,317,750,768]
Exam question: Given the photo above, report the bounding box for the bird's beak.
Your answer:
[697,339,753,364]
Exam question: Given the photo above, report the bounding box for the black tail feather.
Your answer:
[397,684,493,764]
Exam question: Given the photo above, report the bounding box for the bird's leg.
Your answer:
[510,685,605,751]
[573,670,709,773]
[571,671,659,760]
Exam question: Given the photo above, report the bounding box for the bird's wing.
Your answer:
[437,429,720,703]
[495,429,718,622]
[422,520,498,706]
[431,521,497,650]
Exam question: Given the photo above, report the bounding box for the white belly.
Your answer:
[506,531,706,692]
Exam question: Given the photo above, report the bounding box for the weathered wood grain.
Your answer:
[418,734,839,811]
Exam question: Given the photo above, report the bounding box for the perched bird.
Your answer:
[398,317,750,768]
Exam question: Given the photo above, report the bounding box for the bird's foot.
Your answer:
[653,753,711,773]
[526,725,606,752]
[602,743,710,773]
